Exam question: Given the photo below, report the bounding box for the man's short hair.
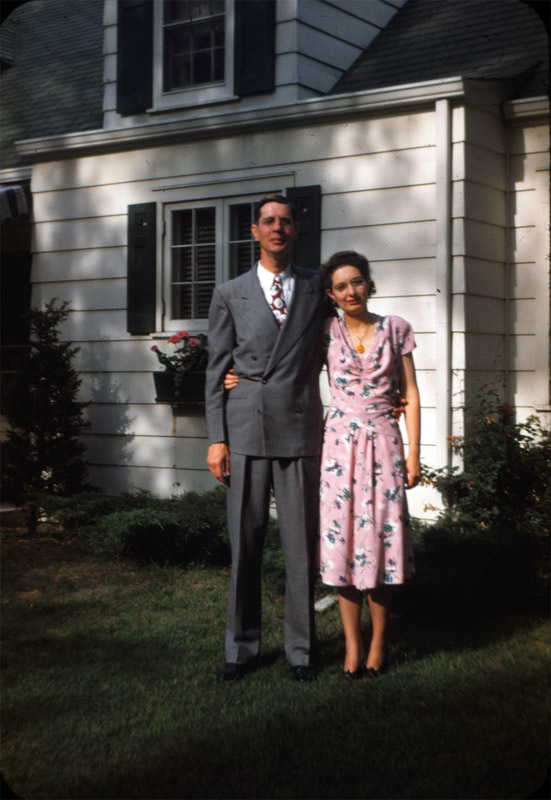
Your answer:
[254,194,296,223]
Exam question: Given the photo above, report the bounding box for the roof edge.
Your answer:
[503,97,550,120]
[15,77,540,162]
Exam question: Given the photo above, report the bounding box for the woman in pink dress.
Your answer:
[320,251,420,679]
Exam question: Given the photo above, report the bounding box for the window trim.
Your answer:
[152,0,236,112]
[162,190,279,330]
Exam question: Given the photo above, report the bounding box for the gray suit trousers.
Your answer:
[225,453,320,666]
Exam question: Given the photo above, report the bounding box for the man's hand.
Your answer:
[391,395,408,420]
[224,368,239,390]
[207,442,230,484]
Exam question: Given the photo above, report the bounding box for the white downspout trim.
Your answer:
[434,99,453,468]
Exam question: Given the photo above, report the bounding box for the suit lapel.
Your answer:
[235,267,280,349]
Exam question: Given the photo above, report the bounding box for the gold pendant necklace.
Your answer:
[345,316,371,353]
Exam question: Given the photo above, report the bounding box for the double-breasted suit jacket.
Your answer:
[205,265,325,456]
[206,263,325,666]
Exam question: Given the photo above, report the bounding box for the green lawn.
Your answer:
[1,529,549,799]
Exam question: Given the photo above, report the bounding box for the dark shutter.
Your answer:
[287,185,321,269]
[234,0,275,96]
[117,0,153,115]
[127,203,156,334]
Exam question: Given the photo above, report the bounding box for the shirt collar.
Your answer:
[257,262,293,290]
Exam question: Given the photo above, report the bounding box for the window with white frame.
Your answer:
[155,0,234,110]
[164,196,264,327]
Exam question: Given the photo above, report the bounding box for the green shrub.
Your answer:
[416,390,550,612]
[1,299,91,504]
[423,390,550,535]
[38,486,231,567]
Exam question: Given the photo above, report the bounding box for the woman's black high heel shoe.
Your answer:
[365,654,388,679]
[342,666,365,680]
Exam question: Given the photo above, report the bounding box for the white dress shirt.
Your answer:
[257,262,295,311]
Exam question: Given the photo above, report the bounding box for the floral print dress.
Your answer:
[319,314,415,590]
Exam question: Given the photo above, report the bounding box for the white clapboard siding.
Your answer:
[322,185,435,227]
[459,257,506,297]
[33,216,126,253]
[296,25,362,71]
[32,279,126,311]
[510,226,537,264]
[322,220,436,260]
[32,248,126,282]
[452,105,506,153]
[370,296,434,333]
[509,298,537,334]
[509,262,540,298]
[78,372,169,405]
[453,182,506,227]
[453,218,507,262]
[508,335,536,370]
[32,185,149,222]
[297,147,436,193]
[453,143,507,191]
[508,123,549,156]
[369,259,435,297]
[84,403,207,438]
[72,341,165,373]
[86,464,218,497]
[454,295,505,335]
[512,187,543,227]
[84,433,208,470]
[31,115,436,194]
[452,333,506,371]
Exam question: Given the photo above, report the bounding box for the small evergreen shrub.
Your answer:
[1,299,91,504]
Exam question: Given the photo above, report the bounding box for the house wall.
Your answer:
[28,97,550,515]
[30,105,440,516]
[450,102,508,443]
[102,0,407,128]
[507,120,550,422]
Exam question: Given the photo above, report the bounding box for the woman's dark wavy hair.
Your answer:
[320,250,376,297]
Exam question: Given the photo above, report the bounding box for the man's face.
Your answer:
[251,201,299,262]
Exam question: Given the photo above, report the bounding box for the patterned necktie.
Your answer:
[270,275,287,327]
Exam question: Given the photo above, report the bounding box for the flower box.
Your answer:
[153,370,206,404]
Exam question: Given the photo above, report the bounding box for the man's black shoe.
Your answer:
[292,665,317,682]
[216,662,246,683]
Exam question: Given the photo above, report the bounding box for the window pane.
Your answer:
[172,248,193,282]
[197,283,216,318]
[230,203,251,239]
[172,284,192,320]
[172,210,192,245]
[196,244,215,280]
[229,202,259,277]
[163,0,225,90]
[170,207,215,320]
[196,208,215,242]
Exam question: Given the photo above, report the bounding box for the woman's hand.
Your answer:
[224,369,239,390]
[405,451,421,488]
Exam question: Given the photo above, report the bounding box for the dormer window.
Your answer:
[163,1,225,91]
[117,0,276,116]
[153,0,234,110]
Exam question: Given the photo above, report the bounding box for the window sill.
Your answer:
[148,93,239,116]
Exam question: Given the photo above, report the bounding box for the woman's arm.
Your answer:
[399,353,421,488]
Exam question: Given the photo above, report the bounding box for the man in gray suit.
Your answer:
[206,195,325,682]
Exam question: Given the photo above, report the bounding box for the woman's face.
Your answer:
[326,265,369,315]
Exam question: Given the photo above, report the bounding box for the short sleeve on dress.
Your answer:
[389,316,416,356]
